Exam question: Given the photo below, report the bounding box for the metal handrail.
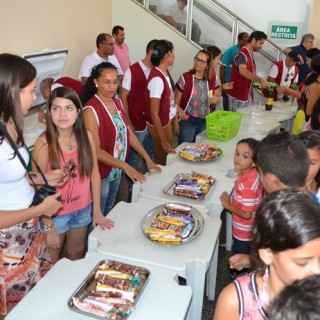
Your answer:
[132,0,283,63]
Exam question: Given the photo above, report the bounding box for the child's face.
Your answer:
[234,143,254,175]
[307,148,320,185]
[50,97,79,129]
[266,238,320,290]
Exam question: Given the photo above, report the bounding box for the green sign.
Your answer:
[271,25,298,39]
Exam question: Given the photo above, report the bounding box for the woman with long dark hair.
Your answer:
[32,87,113,264]
[0,53,63,317]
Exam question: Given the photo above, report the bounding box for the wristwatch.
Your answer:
[43,222,54,232]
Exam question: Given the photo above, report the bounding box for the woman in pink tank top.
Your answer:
[33,87,115,264]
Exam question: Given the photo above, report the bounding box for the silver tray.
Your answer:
[67,259,150,319]
[163,173,216,200]
[179,145,223,162]
[141,203,204,246]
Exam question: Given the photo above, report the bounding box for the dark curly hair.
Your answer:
[81,62,118,105]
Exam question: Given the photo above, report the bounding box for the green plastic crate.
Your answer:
[205,110,243,141]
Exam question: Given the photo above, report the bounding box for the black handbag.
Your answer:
[0,121,58,206]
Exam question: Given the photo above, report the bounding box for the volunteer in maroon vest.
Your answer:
[120,39,157,173]
[175,49,232,144]
[82,62,160,217]
[267,50,300,101]
[145,40,177,165]
[228,31,268,111]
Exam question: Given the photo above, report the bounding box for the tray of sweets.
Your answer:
[67,259,150,319]
[163,171,216,200]
[179,143,223,162]
[141,202,204,246]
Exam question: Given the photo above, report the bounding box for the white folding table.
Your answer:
[88,198,221,320]
[6,253,192,320]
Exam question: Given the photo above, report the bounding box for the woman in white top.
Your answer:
[0,53,64,317]
[145,39,178,165]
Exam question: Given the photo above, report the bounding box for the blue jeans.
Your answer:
[128,128,153,174]
[178,115,206,144]
[100,178,121,217]
[40,204,92,234]
[222,93,229,111]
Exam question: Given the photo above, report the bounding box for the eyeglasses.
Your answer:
[103,80,120,87]
[101,42,115,47]
[194,57,207,65]
[285,73,289,82]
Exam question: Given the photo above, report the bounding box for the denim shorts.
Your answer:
[40,204,92,234]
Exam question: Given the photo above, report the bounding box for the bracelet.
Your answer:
[43,222,54,232]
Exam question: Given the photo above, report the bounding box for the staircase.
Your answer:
[132,0,284,80]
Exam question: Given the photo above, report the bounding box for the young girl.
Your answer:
[220,138,263,255]
[214,189,320,320]
[33,87,114,264]
[299,130,320,202]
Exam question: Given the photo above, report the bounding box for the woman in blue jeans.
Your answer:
[176,48,233,143]
[175,49,220,144]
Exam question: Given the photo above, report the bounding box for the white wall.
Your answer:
[217,0,312,46]
[0,0,111,78]
[112,0,199,82]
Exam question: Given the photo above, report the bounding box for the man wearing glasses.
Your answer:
[220,32,249,110]
[79,33,123,84]
[267,50,300,101]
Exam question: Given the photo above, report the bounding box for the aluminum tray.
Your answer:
[67,259,150,319]
[163,173,216,200]
[179,146,223,162]
[141,203,204,246]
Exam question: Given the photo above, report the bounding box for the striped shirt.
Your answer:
[232,168,263,241]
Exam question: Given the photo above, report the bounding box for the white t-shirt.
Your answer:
[164,4,186,25]
[148,69,176,120]
[122,60,151,91]
[79,51,123,79]
[0,141,34,210]
[269,62,298,99]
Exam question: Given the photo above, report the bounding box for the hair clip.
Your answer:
[153,49,159,57]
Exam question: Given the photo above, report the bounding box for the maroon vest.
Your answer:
[264,60,299,101]
[52,77,83,97]
[127,62,148,131]
[179,71,216,112]
[145,68,171,127]
[84,96,130,180]
[228,47,255,101]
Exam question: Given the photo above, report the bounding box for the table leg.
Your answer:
[226,211,232,251]
[131,184,141,202]
[206,237,219,300]
[185,260,207,320]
